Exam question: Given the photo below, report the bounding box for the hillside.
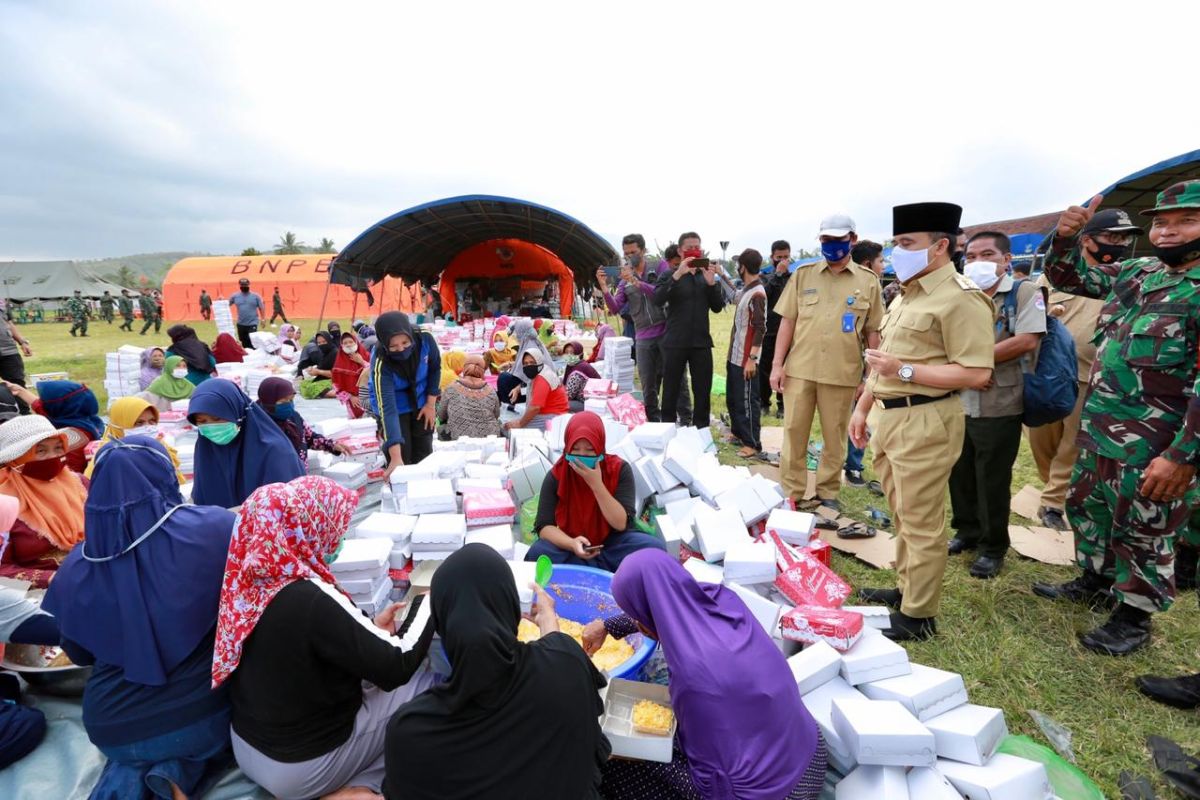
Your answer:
[76,251,209,286]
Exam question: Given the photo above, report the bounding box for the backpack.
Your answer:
[1002,279,1078,427]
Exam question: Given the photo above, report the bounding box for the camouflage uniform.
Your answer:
[99,293,115,324]
[118,294,135,331]
[139,293,161,335]
[1043,219,1200,613]
[66,295,89,337]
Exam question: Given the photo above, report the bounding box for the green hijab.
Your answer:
[146,355,195,401]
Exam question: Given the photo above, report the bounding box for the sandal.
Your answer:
[796,498,821,512]
[867,480,884,496]
[814,517,839,531]
[837,522,877,540]
[736,446,760,459]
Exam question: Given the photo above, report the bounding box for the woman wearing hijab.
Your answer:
[439,350,466,391]
[535,318,560,355]
[187,379,304,509]
[589,323,615,363]
[84,396,184,483]
[296,331,337,400]
[211,333,246,364]
[166,325,217,386]
[483,329,516,375]
[503,349,568,432]
[276,324,301,364]
[496,319,554,409]
[437,354,503,440]
[561,342,602,403]
[586,549,827,800]
[141,355,195,412]
[0,547,57,770]
[333,332,371,419]
[43,437,237,800]
[368,312,441,475]
[383,545,610,800]
[5,380,102,474]
[139,348,166,391]
[216,477,435,800]
[256,377,348,469]
[525,412,663,569]
[0,415,88,587]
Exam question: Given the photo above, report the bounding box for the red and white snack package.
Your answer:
[780,605,865,651]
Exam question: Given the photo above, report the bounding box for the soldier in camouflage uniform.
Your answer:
[138,290,159,336]
[99,290,115,324]
[1033,181,1200,657]
[66,290,89,337]
[117,289,135,332]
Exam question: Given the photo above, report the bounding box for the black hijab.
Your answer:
[383,545,610,800]
[166,325,214,373]
[297,331,337,373]
[374,312,422,384]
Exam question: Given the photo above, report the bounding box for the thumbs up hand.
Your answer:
[1057,194,1104,238]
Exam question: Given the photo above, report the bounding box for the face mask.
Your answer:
[1089,241,1130,265]
[567,453,604,469]
[240,286,250,293]
[628,253,642,268]
[273,401,295,417]
[173,369,189,379]
[1153,236,1200,268]
[198,422,240,445]
[324,537,344,565]
[891,245,932,282]
[493,340,506,352]
[131,424,159,438]
[964,261,1002,291]
[20,457,67,481]
[523,364,541,379]
[821,240,852,263]
[342,343,357,353]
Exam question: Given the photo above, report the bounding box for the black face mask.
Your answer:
[1154,236,1200,268]
[240,286,249,293]
[1090,241,1131,265]
[523,364,540,380]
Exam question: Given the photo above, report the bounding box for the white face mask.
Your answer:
[173,369,189,379]
[131,424,159,437]
[342,344,356,353]
[890,244,932,282]
[964,261,1001,291]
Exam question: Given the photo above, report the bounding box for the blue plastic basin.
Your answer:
[545,564,657,681]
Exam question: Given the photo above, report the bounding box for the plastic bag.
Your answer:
[996,735,1103,800]
[519,496,540,545]
[712,374,726,396]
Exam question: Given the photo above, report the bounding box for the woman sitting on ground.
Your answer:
[187,379,303,509]
[496,319,554,409]
[0,415,88,587]
[525,412,664,570]
[212,333,246,364]
[437,354,503,440]
[384,544,610,800]
[439,350,466,392]
[368,312,441,474]
[44,437,237,800]
[277,325,301,364]
[0,550,58,770]
[503,349,568,432]
[333,332,371,419]
[139,348,166,391]
[296,331,337,400]
[256,377,348,469]
[588,323,614,363]
[84,396,185,483]
[561,343,601,404]
[216,477,435,800]
[141,355,195,412]
[5,380,103,474]
[483,330,515,375]
[586,549,827,800]
[166,325,217,386]
[535,318,561,355]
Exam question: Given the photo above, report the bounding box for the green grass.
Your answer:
[21,311,1200,795]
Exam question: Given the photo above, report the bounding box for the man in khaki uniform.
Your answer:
[850,202,995,641]
[770,214,883,511]
[1026,209,1141,531]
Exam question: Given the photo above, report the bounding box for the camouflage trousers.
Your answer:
[1068,450,1188,613]
[1181,483,1200,549]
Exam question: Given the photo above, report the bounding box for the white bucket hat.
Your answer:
[0,415,71,466]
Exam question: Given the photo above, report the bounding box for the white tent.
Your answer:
[1,261,129,302]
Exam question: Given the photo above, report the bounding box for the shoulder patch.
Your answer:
[953,274,981,291]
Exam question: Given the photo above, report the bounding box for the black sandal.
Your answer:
[836,522,877,539]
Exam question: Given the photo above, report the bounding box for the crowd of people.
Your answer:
[0,180,1198,797]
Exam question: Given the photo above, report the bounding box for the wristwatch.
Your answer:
[749,354,760,364]
[898,364,915,383]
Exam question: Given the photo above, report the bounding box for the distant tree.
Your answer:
[318,237,337,253]
[106,265,139,287]
[241,247,262,256]
[274,232,306,255]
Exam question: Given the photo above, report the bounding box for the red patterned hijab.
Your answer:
[211,476,358,687]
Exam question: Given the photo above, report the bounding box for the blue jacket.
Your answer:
[369,333,441,449]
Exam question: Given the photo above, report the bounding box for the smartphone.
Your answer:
[583,544,605,553]
[691,257,710,269]
[602,265,621,283]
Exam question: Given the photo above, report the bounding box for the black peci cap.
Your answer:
[893,202,963,236]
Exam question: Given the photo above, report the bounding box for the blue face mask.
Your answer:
[272,401,295,418]
[821,240,852,263]
[567,453,604,469]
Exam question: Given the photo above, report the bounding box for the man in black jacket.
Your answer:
[653,232,725,429]
[760,240,792,419]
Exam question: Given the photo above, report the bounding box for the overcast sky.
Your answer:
[1,0,1195,261]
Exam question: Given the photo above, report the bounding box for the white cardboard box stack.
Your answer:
[411,513,466,563]
[599,336,635,393]
[330,537,393,615]
[212,299,235,336]
[104,346,145,400]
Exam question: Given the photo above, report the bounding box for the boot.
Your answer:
[1032,570,1114,609]
[1079,603,1152,656]
[1136,672,1200,709]
[883,611,937,642]
[1176,544,1198,591]
[857,587,902,609]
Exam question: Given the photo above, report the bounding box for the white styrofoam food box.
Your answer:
[692,504,746,563]
[329,537,392,573]
[905,766,964,799]
[405,479,457,513]
[831,697,936,767]
[682,558,724,585]
[389,463,438,486]
[655,514,684,559]
[800,676,861,774]
[723,539,776,585]
[787,641,844,696]
[765,508,816,545]
[655,486,691,507]
[860,663,968,722]
[464,524,516,560]
[629,422,676,452]
[841,605,892,630]
[835,765,910,800]
[600,679,676,763]
[925,704,1008,766]
[840,628,912,685]
[355,512,418,542]
[937,754,1054,800]
[411,513,467,547]
[727,581,781,637]
[665,496,704,531]
[507,560,536,613]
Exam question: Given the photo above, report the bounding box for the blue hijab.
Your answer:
[42,437,237,686]
[36,380,104,439]
[187,379,304,508]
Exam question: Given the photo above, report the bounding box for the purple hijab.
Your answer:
[611,549,818,799]
[139,348,164,391]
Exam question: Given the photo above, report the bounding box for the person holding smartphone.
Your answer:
[525,412,665,571]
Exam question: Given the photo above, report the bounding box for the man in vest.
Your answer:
[726,249,767,457]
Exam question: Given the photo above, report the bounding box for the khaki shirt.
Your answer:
[869,263,996,400]
[775,260,884,387]
[961,276,1046,418]
[1036,274,1102,381]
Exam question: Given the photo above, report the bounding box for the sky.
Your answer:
[1,0,1196,262]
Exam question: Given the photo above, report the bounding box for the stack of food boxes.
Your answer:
[329,537,393,616]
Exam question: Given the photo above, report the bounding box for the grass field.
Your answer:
[17,310,1200,795]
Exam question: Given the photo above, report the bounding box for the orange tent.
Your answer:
[438,239,573,317]
[162,256,423,322]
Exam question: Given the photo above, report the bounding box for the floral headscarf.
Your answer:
[211,476,359,687]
